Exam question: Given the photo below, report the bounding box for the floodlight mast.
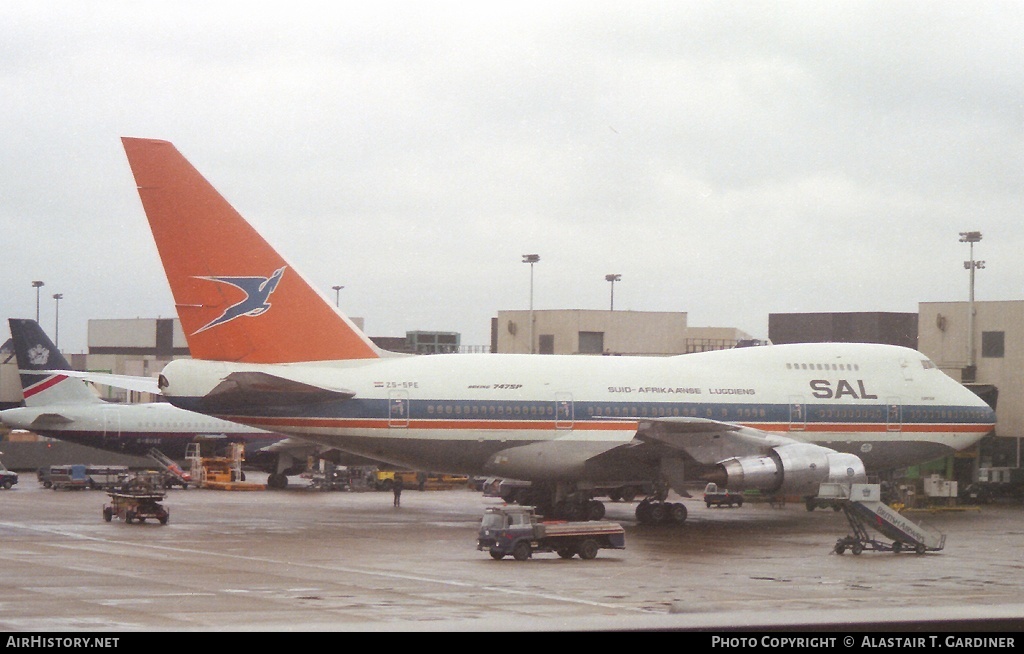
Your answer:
[605,274,621,310]
[959,231,984,381]
[522,255,540,353]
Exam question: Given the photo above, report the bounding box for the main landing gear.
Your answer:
[634,497,688,525]
[505,481,688,525]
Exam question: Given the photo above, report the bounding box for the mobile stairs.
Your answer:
[818,483,946,555]
[147,448,193,489]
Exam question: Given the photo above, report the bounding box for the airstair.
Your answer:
[818,483,946,555]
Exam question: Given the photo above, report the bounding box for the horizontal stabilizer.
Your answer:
[203,371,355,410]
[30,412,75,427]
[40,369,162,396]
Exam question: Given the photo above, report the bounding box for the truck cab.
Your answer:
[704,482,744,508]
[0,457,17,490]
[42,464,91,490]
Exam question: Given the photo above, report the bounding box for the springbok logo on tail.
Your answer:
[193,266,287,335]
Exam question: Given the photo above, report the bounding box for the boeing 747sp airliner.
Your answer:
[120,137,996,522]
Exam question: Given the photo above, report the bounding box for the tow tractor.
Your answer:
[103,472,169,525]
[821,483,945,555]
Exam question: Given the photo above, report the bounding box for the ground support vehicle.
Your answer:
[44,464,91,490]
[368,469,469,491]
[186,442,263,490]
[103,491,169,525]
[477,506,625,561]
[820,483,945,555]
[0,457,18,489]
[303,462,350,491]
[147,448,192,489]
[102,473,169,525]
[84,465,130,490]
[961,467,1024,504]
[703,482,744,508]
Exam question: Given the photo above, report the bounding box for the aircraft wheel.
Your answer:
[619,487,637,503]
[649,502,668,524]
[670,502,688,524]
[635,500,651,524]
[267,473,287,490]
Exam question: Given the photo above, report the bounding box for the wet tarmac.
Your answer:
[2,474,1023,632]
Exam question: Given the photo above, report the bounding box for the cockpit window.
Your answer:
[921,359,936,370]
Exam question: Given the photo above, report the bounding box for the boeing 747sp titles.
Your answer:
[120,137,996,522]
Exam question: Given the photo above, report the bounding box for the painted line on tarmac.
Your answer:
[0,521,656,615]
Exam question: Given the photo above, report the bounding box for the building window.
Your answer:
[538,334,555,354]
[982,331,1005,358]
[578,331,604,354]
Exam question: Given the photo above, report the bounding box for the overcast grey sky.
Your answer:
[2,1,1021,353]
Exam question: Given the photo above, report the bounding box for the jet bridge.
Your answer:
[818,483,946,555]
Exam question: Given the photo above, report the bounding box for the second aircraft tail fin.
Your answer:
[8,318,102,407]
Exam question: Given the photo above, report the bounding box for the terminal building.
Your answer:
[1,302,1019,488]
[491,309,753,355]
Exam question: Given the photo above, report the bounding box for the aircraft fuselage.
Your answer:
[158,342,995,482]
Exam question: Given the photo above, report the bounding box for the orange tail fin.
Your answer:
[122,137,381,363]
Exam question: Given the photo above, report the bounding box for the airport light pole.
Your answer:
[605,274,621,310]
[332,285,344,308]
[522,254,540,354]
[52,293,63,348]
[32,280,44,322]
[959,231,984,382]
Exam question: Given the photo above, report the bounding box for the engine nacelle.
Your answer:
[714,443,867,496]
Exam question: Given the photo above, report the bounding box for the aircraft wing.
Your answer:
[634,416,808,465]
[40,370,162,395]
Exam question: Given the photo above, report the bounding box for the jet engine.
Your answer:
[711,443,866,496]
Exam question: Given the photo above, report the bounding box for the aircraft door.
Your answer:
[899,358,914,381]
[102,406,120,447]
[555,393,573,430]
[388,391,409,428]
[788,396,806,431]
[886,397,902,432]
